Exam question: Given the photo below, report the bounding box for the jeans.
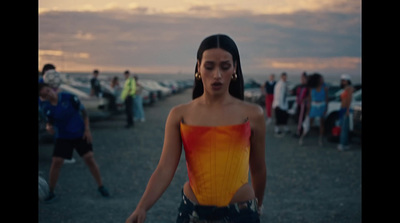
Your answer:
[176,191,260,223]
[133,95,145,120]
[339,109,350,146]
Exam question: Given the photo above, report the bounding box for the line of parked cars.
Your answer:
[243,78,362,143]
[38,74,194,143]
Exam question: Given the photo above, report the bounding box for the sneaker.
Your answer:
[64,158,76,164]
[337,144,350,151]
[98,186,110,197]
[44,191,58,203]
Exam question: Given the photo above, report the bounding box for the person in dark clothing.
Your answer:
[121,70,136,128]
[294,72,309,137]
[90,69,102,97]
[90,69,117,112]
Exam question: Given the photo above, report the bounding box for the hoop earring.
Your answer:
[231,73,238,81]
[195,72,201,80]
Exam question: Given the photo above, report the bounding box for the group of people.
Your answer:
[90,69,146,127]
[261,71,354,150]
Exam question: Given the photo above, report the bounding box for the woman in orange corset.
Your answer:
[126,34,267,223]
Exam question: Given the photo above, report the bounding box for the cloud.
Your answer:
[38,8,361,75]
[254,57,361,73]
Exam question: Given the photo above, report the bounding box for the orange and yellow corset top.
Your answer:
[180,121,251,207]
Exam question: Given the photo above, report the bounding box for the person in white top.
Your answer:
[272,72,290,137]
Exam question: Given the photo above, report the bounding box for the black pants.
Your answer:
[125,96,134,126]
[275,107,289,125]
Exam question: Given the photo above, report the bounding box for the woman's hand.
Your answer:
[125,208,146,223]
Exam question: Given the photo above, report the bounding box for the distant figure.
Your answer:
[133,75,146,122]
[121,70,136,128]
[261,74,276,125]
[111,76,123,107]
[299,73,329,146]
[38,83,110,203]
[90,69,102,97]
[272,72,290,137]
[337,74,354,151]
[294,72,309,137]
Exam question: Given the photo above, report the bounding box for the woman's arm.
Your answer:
[249,105,267,209]
[126,106,183,223]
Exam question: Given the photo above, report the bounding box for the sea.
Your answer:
[63,72,362,87]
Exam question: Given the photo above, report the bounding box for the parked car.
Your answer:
[243,79,264,105]
[139,80,172,99]
[159,80,181,94]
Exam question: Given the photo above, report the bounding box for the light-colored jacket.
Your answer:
[272,79,288,110]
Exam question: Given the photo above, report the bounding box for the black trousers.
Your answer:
[275,107,289,125]
[125,95,134,126]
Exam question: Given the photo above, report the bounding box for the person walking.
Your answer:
[125,34,266,223]
[261,74,276,125]
[90,69,102,97]
[38,83,110,203]
[133,75,146,122]
[272,72,290,137]
[121,70,136,128]
[299,73,329,146]
[294,72,309,137]
[337,74,354,151]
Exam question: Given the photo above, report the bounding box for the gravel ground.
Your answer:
[38,88,361,223]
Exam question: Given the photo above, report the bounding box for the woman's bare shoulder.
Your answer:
[168,100,196,120]
[239,100,264,117]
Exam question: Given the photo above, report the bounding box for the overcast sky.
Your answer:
[38,0,361,77]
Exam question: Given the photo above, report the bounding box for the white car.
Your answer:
[139,80,173,99]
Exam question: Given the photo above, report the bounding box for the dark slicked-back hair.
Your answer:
[192,34,244,100]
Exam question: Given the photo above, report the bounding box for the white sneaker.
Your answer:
[337,144,350,151]
[64,158,76,164]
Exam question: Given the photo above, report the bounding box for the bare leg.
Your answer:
[82,151,103,187]
[48,157,64,192]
